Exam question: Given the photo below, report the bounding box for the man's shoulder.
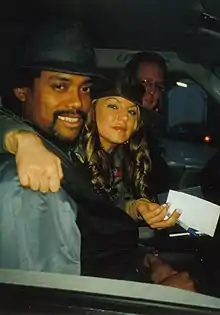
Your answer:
[0,153,77,210]
[0,153,18,181]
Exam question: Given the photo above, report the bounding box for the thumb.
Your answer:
[18,171,29,187]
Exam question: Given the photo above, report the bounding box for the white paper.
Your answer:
[166,190,220,237]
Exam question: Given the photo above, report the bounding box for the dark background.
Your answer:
[0,0,220,88]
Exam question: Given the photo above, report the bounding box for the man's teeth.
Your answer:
[58,116,80,123]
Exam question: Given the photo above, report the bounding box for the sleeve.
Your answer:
[0,108,35,152]
[0,155,81,275]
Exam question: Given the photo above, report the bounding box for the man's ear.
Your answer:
[13,88,27,102]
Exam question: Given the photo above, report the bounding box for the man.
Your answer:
[119,52,167,113]
[138,55,165,112]
[0,20,195,291]
[0,19,103,274]
[119,52,170,194]
[0,23,100,274]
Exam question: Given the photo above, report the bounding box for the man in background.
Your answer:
[119,52,170,194]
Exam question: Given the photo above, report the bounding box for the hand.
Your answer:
[15,132,63,193]
[160,272,196,292]
[144,254,177,283]
[144,255,196,292]
[135,200,181,229]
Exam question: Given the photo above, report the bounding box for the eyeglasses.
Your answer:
[141,79,165,93]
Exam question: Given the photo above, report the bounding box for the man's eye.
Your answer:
[53,84,67,92]
[107,104,118,110]
[156,84,165,93]
[81,86,91,93]
[141,79,150,86]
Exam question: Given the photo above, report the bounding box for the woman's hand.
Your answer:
[6,131,63,193]
[130,199,181,229]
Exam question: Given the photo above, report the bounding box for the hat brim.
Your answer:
[97,93,143,108]
[15,62,112,92]
[96,85,145,109]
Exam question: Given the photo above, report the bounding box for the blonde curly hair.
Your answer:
[83,98,152,200]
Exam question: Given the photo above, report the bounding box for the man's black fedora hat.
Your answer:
[14,19,111,89]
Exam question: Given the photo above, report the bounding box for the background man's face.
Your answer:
[137,61,164,110]
[16,71,92,142]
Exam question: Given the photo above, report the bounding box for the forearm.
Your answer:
[5,130,42,155]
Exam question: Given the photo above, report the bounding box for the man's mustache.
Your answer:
[53,109,87,122]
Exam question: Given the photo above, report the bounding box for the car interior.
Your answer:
[1,269,220,315]
[1,0,220,313]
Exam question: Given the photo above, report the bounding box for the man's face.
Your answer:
[137,62,165,110]
[15,71,92,142]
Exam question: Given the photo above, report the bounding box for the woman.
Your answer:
[0,84,180,228]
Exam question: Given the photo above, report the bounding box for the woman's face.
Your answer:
[95,96,140,151]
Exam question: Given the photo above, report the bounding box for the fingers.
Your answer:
[46,160,62,192]
[161,272,196,292]
[18,171,29,187]
[138,203,168,224]
[150,209,181,229]
[49,173,61,192]
[16,156,62,193]
[39,173,52,193]
[145,255,196,291]
[28,170,41,191]
[57,159,64,180]
[151,265,177,284]
[146,205,169,224]
[144,254,178,284]
[23,169,61,193]
[137,200,181,229]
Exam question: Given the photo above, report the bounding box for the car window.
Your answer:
[167,79,207,128]
[165,77,219,148]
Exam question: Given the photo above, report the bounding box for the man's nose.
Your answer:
[66,90,82,109]
[146,83,156,95]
